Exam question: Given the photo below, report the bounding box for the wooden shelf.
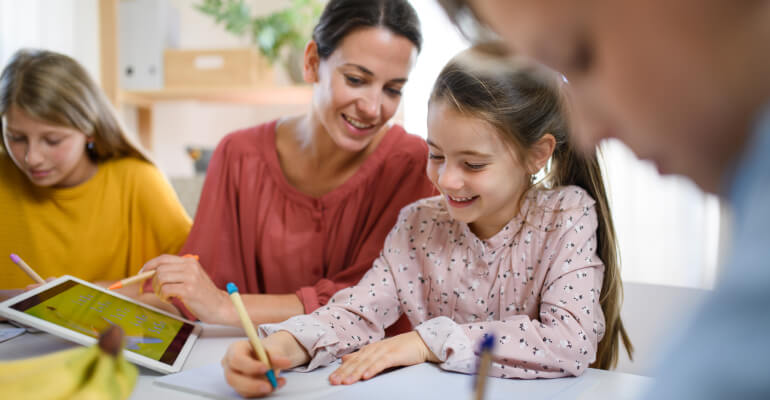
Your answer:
[119,85,313,150]
[120,85,313,107]
[98,0,314,151]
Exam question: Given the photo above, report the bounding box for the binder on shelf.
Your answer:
[118,0,179,90]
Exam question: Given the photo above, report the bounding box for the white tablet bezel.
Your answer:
[0,275,201,374]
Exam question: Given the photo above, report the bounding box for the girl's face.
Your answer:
[3,105,97,188]
[426,101,531,239]
[308,26,417,152]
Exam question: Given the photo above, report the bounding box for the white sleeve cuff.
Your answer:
[414,316,477,374]
[259,315,339,372]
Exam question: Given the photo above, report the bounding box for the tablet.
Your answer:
[0,275,201,374]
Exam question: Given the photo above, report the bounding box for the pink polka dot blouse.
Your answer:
[261,185,606,379]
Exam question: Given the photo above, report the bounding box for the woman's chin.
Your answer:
[331,131,376,153]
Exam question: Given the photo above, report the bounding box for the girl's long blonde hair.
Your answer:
[430,45,633,369]
[0,48,150,163]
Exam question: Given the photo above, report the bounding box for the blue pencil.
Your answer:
[473,334,496,400]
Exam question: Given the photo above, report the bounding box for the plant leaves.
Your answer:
[195,0,323,64]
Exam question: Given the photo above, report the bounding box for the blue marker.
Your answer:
[226,282,278,389]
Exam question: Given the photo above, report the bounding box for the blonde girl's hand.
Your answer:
[23,277,57,291]
[328,331,439,385]
[222,340,292,398]
[140,254,234,325]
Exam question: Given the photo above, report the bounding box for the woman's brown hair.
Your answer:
[0,48,150,163]
[430,45,633,369]
[312,0,421,59]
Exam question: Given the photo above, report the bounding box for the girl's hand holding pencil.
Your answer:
[222,331,308,398]
[222,282,311,398]
[222,340,291,397]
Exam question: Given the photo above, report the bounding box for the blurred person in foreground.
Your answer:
[436,0,770,398]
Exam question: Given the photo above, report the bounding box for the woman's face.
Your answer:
[468,0,758,193]
[307,26,418,152]
[3,105,96,188]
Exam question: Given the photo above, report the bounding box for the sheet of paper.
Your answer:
[154,361,349,400]
[155,359,650,400]
[315,363,600,400]
[0,327,26,343]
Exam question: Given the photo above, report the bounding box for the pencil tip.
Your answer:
[10,253,19,263]
[266,370,278,389]
[108,282,122,290]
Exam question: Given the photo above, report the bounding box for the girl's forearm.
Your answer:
[264,330,311,368]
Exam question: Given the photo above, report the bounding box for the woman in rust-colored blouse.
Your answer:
[138,0,434,329]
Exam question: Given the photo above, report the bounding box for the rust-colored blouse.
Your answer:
[177,120,435,319]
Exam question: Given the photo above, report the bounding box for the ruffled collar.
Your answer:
[457,189,535,256]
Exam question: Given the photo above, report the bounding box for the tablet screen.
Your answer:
[9,280,194,366]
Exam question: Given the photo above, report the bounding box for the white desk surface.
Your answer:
[0,322,652,399]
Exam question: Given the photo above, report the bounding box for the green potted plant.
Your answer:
[196,0,323,83]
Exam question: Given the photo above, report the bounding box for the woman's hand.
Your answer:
[222,331,310,398]
[141,254,234,325]
[328,331,439,385]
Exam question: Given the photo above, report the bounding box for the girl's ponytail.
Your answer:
[552,140,634,369]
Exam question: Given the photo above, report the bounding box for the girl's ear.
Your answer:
[527,133,556,174]
[303,40,321,84]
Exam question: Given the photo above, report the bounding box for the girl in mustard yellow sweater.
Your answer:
[0,49,191,290]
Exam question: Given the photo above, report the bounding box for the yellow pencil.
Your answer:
[108,270,156,290]
[108,254,198,290]
[10,253,45,284]
[226,282,278,388]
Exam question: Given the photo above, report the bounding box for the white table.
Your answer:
[0,322,652,399]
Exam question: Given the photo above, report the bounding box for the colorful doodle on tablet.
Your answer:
[21,282,184,361]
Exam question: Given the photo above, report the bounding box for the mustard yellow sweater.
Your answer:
[0,154,191,289]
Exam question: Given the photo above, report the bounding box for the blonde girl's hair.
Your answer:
[429,44,633,370]
[0,48,151,163]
